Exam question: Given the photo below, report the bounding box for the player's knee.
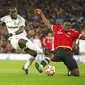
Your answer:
[24,48,37,57]
[18,39,27,48]
[47,53,55,60]
[30,50,37,57]
[71,69,80,76]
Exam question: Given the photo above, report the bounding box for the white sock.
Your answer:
[40,64,43,69]
[24,55,35,69]
[26,41,43,53]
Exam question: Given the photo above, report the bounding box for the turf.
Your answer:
[0,60,85,85]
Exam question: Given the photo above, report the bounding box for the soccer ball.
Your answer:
[45,65,55,76]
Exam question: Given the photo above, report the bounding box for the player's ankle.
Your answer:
[40,64,43,69]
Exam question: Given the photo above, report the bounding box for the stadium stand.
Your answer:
[0,0,85,62]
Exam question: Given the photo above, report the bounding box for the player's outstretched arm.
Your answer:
[34,9,52,30]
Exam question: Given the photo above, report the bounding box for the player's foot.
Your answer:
[22,65,28,75]
[67,70,71,76]
[35,62,43,73]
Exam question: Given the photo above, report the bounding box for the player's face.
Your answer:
[62,22,71,32]
[9,8,17,19]
[48,33,53,39]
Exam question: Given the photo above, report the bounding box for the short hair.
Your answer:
[9,6,17,11]
[9,6,17,14]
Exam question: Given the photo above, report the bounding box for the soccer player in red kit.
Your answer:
[34,9,85,76]
[42,32,54,50]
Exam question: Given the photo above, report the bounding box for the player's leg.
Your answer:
[22,55,35,75]
[10,36,38,75]
[22,48,37,75]
[35,51,55,73]
[18,39,53,74]
[18,39,39,75]
[35,57,51,73]
[63,52,80,76]
[18,39,43,53]
[71,68,80,76]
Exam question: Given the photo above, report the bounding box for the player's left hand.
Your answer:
[3,33,13,39]
[34,9,42,15]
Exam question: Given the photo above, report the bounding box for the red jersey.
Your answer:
[52,25,80,50]
[42,37,54,50]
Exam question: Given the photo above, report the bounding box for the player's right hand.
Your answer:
[34,9,42,15]
[3,33,13,39]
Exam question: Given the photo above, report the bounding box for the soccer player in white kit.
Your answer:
[79,39,85,63]
[0,6,43,75]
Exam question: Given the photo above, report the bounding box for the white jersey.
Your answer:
[0,14,43,54]
[0,14,28,49]
[0,14,26,35]
[79,39,85,53]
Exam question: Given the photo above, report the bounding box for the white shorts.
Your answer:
[8,34,43,53]
[8,34,29,50]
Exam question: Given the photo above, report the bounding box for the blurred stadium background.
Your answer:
[0,0,85,54]
[0,0,85,85]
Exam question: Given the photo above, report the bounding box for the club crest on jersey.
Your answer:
[67,32,71,35]
[57,31,63,34]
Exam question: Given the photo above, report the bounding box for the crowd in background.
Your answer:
[0,0,85,55]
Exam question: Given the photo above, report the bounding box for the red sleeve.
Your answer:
[52,25,62,32]
[71,29,80,38]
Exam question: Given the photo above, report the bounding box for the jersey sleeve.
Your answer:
[51,25,61,32]
[18,15,25,27]
[0,16,6,22]
[72,29,80,38]
[51,25,57,32]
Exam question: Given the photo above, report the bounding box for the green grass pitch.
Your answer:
[0,60,85,85]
